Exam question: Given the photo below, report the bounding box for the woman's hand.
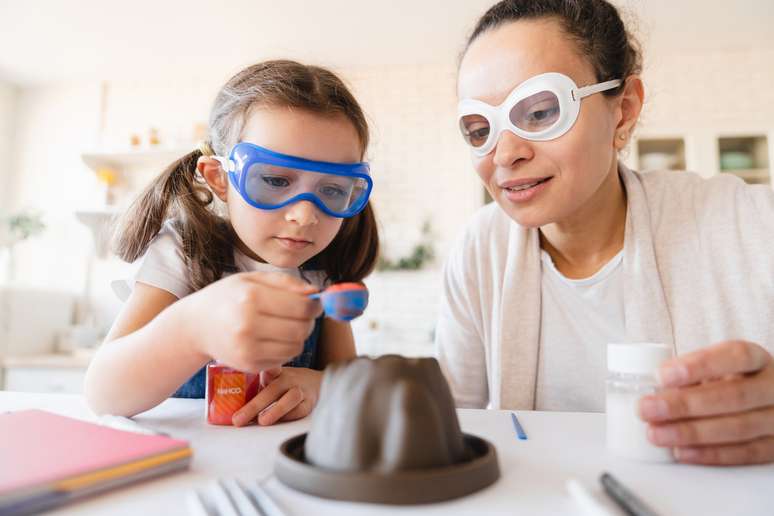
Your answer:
[639,340,774,465]
[232,367,323,426]
[179,271,322,373]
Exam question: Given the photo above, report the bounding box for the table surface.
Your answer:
[2,391,772,516]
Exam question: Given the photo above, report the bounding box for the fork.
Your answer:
[188,477,288,516]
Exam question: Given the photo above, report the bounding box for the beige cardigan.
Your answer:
[435,165,774,409]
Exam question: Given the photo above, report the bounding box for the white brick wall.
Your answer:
[0,82,17,213]
[352,269,442,358]
[343,64,483,263]
[6,48,774,357]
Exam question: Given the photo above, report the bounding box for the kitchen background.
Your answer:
[1,0,772,392]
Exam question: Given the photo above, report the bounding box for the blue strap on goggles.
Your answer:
[215,142,373,219]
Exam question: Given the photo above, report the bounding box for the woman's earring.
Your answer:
[618,133,626,140]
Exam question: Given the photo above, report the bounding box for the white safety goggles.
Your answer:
[458,72,622,156]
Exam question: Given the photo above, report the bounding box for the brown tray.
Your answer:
[275,432,500,505]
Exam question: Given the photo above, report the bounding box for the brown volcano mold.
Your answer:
[274,355,500,504]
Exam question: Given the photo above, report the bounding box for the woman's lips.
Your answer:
[500,176,553,203]
[499,176,553,190]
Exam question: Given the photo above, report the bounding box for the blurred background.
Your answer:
[0,0,772,393]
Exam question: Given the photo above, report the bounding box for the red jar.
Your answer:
[205,362,260,425]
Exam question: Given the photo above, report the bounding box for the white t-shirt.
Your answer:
[112,221,327,301]
[535,250,626,412]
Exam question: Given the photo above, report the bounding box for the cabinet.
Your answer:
[2,353,91,393]
[636,138,686,171]
[629,132,772,187]
[4,367,86,393]
[717,135,769,185]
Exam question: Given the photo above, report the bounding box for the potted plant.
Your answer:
[0,211,45,284]
[377,220,435,271]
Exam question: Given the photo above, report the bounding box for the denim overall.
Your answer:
[172,315,323,399]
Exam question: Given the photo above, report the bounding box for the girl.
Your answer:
[438,0,774,465]
[84,60,379,427]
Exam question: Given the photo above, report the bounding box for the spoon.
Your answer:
[309,283,369,321]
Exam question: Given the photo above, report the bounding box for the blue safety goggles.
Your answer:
[214,142,373,218]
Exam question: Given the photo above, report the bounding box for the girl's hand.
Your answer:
[179,271,322,373]
[259,366,282,389]
[638,341,774,465]
[232,367,323,427]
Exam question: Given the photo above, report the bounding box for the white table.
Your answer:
[2,391,772,515]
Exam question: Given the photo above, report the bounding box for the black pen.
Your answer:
[600,472,661,516]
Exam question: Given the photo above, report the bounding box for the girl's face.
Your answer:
[226,108,362,268]
[458,18,623,228]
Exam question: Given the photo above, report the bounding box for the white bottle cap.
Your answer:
[607,342,672,375]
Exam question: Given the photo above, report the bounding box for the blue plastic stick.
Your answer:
[511,412,528,440]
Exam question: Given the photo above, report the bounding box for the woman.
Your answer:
[436,0,774,465]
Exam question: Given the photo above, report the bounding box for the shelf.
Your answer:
[75,209,121,258]
[717,135,769,185]
[80,146,196,217]
[81,146,194,172]
[637,138,686,171]
[720,169,770,184]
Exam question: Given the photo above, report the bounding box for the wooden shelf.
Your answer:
[81,146,193,172]
[637,138,686,171]
[720,169,770,184]
[718,136,769,184]
[79,146,195,220]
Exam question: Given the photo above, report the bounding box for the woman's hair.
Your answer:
[114,60,379,291]
[463,0,642,95]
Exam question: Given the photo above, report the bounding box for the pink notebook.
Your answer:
[0,409,191,512]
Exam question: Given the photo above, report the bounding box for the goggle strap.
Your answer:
[234,142,369,177]
[213,156,233,173]
[573,79,623,101]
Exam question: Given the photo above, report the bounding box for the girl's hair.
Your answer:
[114,60,379,291]
[464,0,642,96]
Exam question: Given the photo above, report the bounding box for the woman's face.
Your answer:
[226,108,361,268]
[458,18,623,228]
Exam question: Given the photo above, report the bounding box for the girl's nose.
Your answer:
[284,200,320,226]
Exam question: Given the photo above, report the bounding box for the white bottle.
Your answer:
[606,342,673,462]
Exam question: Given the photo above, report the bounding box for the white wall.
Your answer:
[0,82,17,213]
[10,83,101,288]
[7,82,122,333]
[346,64,482,262]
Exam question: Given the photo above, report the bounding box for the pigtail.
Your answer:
[113,148,237,291]
[113,150,200,263]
